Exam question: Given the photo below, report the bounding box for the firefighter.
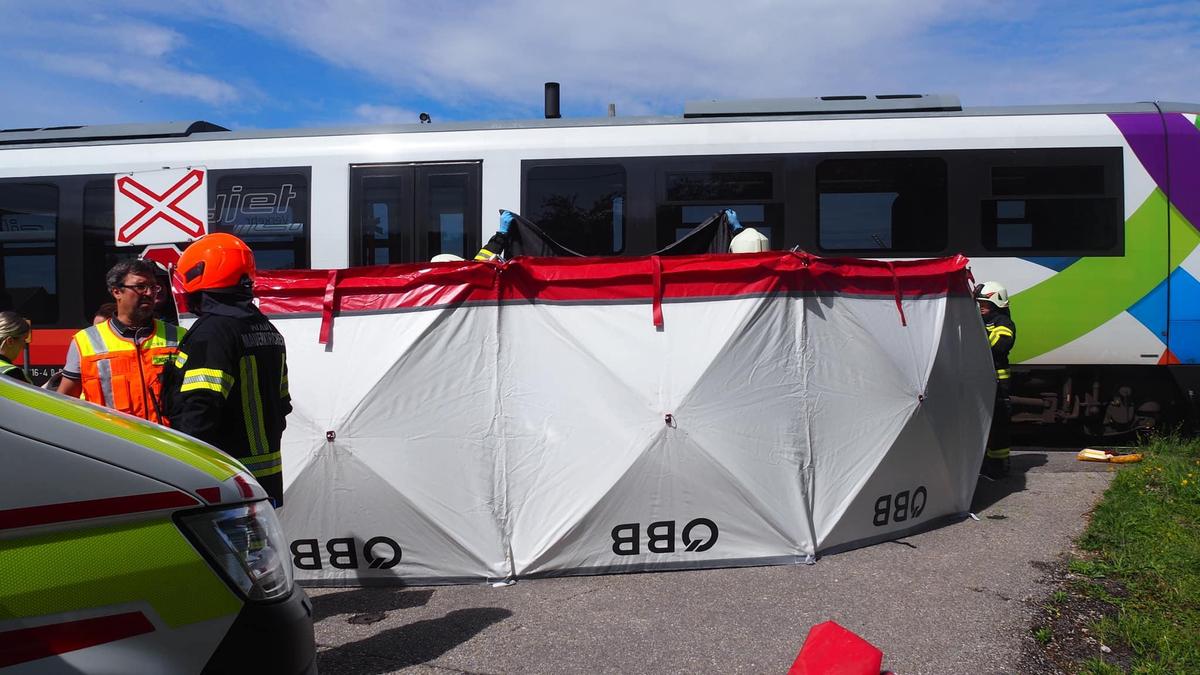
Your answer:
[726,209,769,253]
[977,281,1016,479]
[0,311,32,383]
[162,233,292,506]
[474,210,514,261]
[58,259,185,423]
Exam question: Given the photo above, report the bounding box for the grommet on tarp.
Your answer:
[319,269,341,345]
[664,413,676,428]
[788,248,812,267]
[326,430,336,442]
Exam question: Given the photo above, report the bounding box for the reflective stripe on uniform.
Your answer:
[986,325,1014,347]
[180,368,235,397]
[987,447,1011,459]
[280,353,289,399]
[240,450,283,478]
[174,351,189,368]
[96,358,116,405]
[77,325,111,357]
[996,368,1011,380]
[474,248,496,261]
[146,321,185,350]
[239,355,270,456]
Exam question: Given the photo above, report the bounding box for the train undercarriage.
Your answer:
[1008,365,1200,444]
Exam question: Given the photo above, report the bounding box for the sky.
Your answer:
[0,0,1196,131]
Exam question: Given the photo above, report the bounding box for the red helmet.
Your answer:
[177,233,256,293]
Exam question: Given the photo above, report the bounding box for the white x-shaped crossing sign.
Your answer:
[114,167,208,246]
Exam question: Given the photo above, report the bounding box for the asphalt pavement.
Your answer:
[308,449,1117,674]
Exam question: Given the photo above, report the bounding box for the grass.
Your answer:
[1071,435,1200,674]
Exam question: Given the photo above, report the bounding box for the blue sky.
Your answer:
[0,0,1196,131]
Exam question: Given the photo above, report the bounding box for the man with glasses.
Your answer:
[58,259,185,425]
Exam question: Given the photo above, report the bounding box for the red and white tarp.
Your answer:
[255,252,995,585]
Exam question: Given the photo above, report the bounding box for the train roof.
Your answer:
[1,95,1198,150]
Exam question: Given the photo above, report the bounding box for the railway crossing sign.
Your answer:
[139,243,184,269]
[114,167,208,246]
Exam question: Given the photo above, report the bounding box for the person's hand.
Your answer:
[498,210,515,234]
[724,208,743,231]
[42,370,63,390]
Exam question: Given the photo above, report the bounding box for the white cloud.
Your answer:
[30,52,240,106]
[0,4,244,111]
[205,0,978,113]
[200,0,1198,116]
[353,103,423,125]
[0,0,1196,128]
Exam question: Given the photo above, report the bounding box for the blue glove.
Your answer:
[724,209,743,231]
[498,210,514,235]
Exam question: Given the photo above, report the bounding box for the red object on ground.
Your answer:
[787,621,884,675]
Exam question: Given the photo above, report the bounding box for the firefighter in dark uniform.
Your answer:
[976,281,1016,479]
[162,233,291,506]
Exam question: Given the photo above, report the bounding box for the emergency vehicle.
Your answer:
[0,377,316,673]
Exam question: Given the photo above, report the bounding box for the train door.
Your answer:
[349,162,481,265]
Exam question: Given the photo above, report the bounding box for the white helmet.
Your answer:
[975,281,1009,308]
[729,227,769,254]
[431,253,465,263]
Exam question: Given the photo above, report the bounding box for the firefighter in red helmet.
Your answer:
[162,234,291,506]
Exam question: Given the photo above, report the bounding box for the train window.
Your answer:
[525,164,626,255]
[350,162,480,265]
[816,157,948,253]
[426,176,466,256]
[0,183,58,323]
[666,171,773,201]
[419,167,477,261]
[355,171,412,265]
[83,181,141,319]
[982,165,1119,252]
[208,169,310,269]
[656,169,783,250]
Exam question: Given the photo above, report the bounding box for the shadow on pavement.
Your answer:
[970,452,1047,513]
[317,607,513,674]
[310,587,434,623]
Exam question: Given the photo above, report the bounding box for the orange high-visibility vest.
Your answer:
[73,319,185,424]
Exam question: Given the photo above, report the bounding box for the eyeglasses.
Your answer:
[118,283,163,295]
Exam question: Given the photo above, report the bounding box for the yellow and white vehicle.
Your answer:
[0,377,316,674]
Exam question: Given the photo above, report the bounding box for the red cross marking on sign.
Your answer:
[116,169,206,243]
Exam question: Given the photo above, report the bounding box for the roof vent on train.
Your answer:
[0,120,230,146]
[683,94,962,118]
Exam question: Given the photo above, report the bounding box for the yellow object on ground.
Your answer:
[1077,448,1143,463]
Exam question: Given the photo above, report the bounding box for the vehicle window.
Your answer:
[656,169,781,250]
[83,181,141,319]
[356,172,410,265]
[422,170,472,260]
[209,170,310,269]
[525,164,626,255]
[982,165,1118,252]
[817,157,948,253]
[0,183,58,323]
